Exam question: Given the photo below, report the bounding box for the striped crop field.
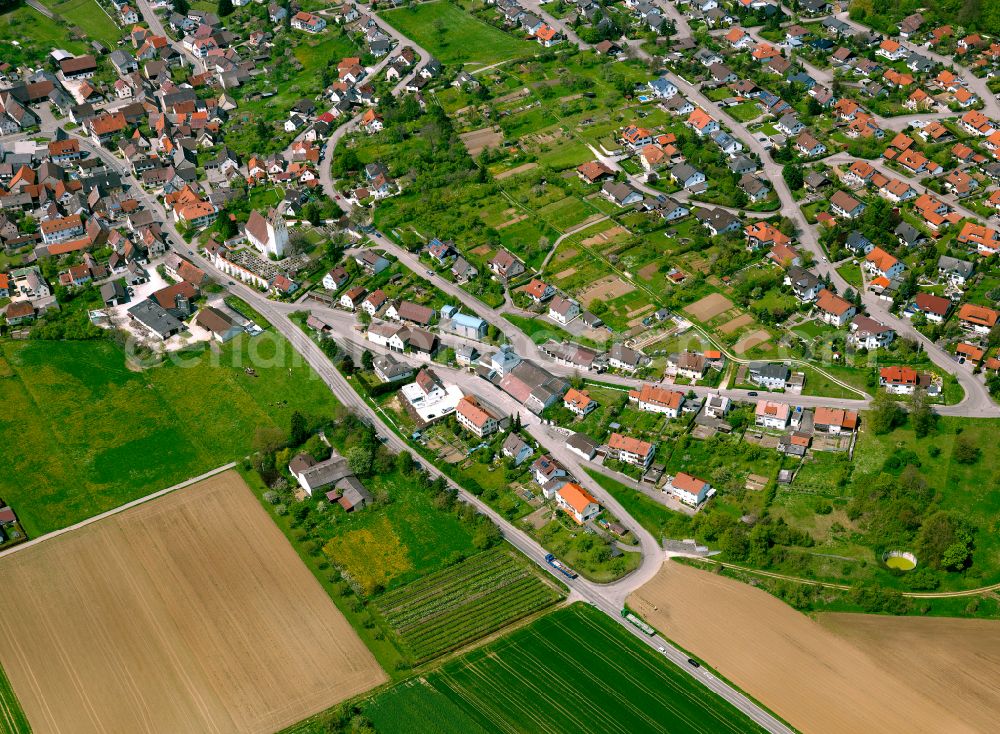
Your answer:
[375,550,561,664]
[365,604,770,734]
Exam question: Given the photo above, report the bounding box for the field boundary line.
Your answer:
[0,462,237,560]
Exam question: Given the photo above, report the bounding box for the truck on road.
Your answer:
[544,553,578,579]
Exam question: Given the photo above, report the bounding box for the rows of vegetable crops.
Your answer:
[375,550,562,663]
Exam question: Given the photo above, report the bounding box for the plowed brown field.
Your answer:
[629,561,976,734]
[0,470,385,734]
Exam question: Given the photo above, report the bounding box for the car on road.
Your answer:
[228,281,235,286]
[747,391,758,396]
[658,646,666,653]
[687,658,700,668]
[426,269,435,277]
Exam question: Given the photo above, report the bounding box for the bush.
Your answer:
[275,504,288,516]
[263,490,279,504]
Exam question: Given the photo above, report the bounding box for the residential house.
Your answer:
[455,395,503,437]
[628,384,684,418]
[556,483,601,524]
[755,399,790,429]
[563,388,597,416]
[502,432,533,466]
[880,365,920,394]
[606,432,655,468]
[548,296,580,325]
[667,472,711,506]
[489,249,524,280]
[815,288,856,326]
[749,362,790,390]
[849,314,895,349]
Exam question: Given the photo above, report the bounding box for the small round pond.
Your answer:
[883,551,917,571]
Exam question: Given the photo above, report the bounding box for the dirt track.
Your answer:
[629,562,975,734]
[0,471,385,734]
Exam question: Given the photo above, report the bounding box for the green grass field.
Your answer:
[365,604,769,734]
[38,0,121,47]
[320,468,479,596]
[1,4,90,65]
[0,660,30,734]
[381,1,537,66]
[586,469,693,540]
[374,549,561,663]
[0,336,339,536]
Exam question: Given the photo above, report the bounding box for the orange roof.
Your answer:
[816,288,853,316]
[956,343,985,360]
[608,432,653,456]
[628,384,682,409]
[880,365,918,384]
[865,246,900,273]
[958,303,999,327]
[671,472,708,493]
[564,388,594,411]
[745,221,790,246]
[557,482,598,514]
[813,406,858,429]
[456,395,494,428]
[535,24,558,41]
[523,279,551,299]
[687,108,714,130]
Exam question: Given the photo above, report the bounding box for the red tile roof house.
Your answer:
[455,395,504,438]
[576,161,615,184]
[563,388,596,416]
[523,278,555,303]
[291,11,326,33]
[556,483,601,524]
[339,285,367,310]
[957,303,1000,335]
[879,365,921,395]
[813,407,859,434]
[628,384,684,418]
[666,472,712,506]
[911,292,952,323]
[606,432,655,469]
[815,288,856,327]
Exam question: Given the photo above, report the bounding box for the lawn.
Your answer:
[586,469,693,540]
[381,1,537,66]
[726,101,761,122]
[799,365,868,400]
[0,4,90,65]
[836,261,863,289]
[38,0,121,47]
[320,469,478,596]
[855,416,1000,587]
[364,604,770,734]
[0,336,340,536]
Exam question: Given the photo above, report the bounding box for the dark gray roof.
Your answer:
[128,300,182,336]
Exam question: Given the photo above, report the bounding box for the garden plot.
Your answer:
[685,293,734,322]
[578,275,634,306]
[733,329,772,354]
[495,162,538,180]
[719,313,754,334]
[459,128,504,156]
[580,225,628,246]
[374,550,560,664]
